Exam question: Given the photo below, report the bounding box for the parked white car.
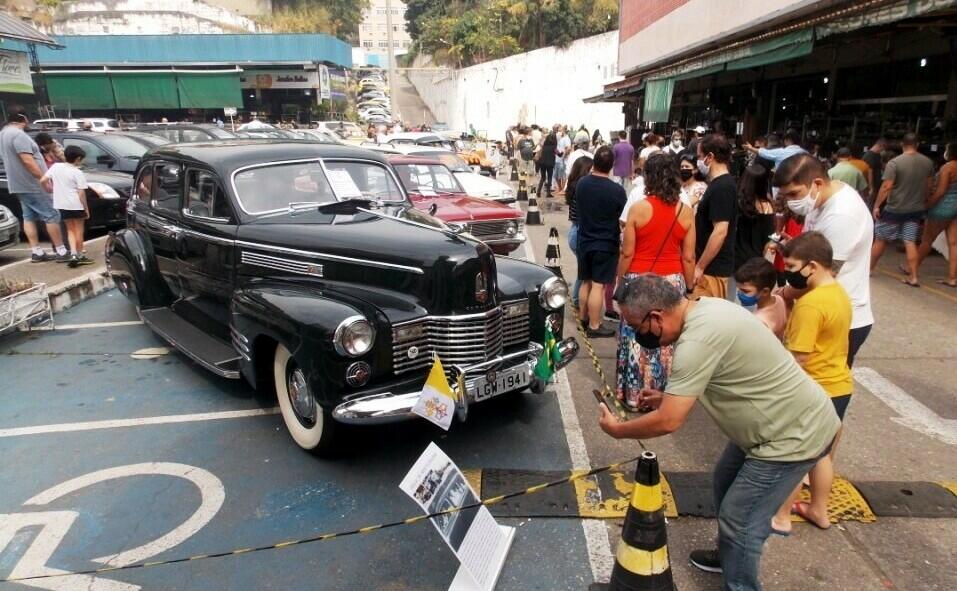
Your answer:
[33,118,118,132]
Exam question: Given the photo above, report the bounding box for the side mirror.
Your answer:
[97,154,116,167]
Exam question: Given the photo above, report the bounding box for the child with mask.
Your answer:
[733,257,787,340]
[771,231,850,535]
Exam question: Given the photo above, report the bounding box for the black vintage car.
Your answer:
[107,140,577,454]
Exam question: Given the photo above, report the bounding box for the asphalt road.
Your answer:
[0,240,595,591]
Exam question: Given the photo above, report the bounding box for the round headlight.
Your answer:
[334,316,375,357]
[505,220,518,236]
[539,277,568,311]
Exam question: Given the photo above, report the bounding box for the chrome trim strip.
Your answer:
[234,240,424,274]
[392,306,502,327]
[182,228,235,246]
[240,251,324,277]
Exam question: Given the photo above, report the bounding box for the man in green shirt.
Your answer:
[828,147,868,195]
[598,274,840,591]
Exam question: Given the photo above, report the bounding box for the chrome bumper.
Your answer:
[332,337,579,425]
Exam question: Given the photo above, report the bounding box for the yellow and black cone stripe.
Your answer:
[608,451,675,591]
[1,456,643,585]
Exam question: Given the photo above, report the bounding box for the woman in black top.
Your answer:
[538,131,558,198]
[566,155,593,306]
[734,164,776,271]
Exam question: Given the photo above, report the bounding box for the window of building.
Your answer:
[363,41,373,48]
[378,41,388,48]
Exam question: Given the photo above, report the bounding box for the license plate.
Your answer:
[471,366,529,402]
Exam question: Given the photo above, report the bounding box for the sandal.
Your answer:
[901,278,920,288]
[936,279,957,288]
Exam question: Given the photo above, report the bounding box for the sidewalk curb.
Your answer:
[47,265,113,314]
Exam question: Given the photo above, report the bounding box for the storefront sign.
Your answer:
[318,65,331,101]
[239,69,321,90]
[0,50,34,95]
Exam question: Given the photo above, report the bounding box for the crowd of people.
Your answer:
[523,121,954,590]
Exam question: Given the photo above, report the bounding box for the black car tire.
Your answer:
[274,343,337,454]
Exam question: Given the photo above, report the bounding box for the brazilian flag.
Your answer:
[534,325,562,382]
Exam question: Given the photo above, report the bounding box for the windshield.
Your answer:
[99,134,150,159]
[207,127,237,139]
[233,159,405,214]
[394,163,464,194]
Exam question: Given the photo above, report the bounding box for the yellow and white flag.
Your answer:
[411,356,457,431]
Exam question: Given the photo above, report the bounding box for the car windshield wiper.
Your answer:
[317,197,379,213]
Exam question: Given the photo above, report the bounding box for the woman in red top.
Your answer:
[615,153,696,411]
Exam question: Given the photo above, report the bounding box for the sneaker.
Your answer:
[586,325,616,338]
[75,255,94,266]
[54,252,72,263]
[604,311,621,322]
[689,549,722,574]
[30,252,51,263]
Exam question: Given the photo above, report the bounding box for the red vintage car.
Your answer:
[388,155,525,255]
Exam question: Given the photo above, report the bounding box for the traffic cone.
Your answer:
[545,227,562,278]
[590,451,676,591]
[526,188,543,226]
[517,177,528,202]
[510,159,519,181]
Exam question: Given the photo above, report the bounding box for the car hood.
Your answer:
[408,192,520,222]
[236,205,500,317]
[83,169,133,187]
[453,172,511,198]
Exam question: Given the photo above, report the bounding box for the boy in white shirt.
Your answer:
[41,145,92,267]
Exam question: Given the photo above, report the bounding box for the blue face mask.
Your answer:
[737,290,760,308]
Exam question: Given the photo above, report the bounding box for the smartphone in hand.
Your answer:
[593,389,628,421]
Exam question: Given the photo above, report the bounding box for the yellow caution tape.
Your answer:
[0,454,643,584]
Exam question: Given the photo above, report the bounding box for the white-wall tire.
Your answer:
[274,344,336,454]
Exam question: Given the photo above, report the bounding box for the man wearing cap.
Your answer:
[598,273,840,591]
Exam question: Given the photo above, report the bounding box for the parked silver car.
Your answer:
[0,204,20,253]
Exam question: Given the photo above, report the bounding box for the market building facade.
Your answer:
[600,0,957,154]
[5,33,353,124]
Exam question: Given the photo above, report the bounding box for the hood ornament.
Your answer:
[475,272,488,304]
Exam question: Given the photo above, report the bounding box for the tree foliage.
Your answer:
[408,0,617,67]
[266,0,371,41]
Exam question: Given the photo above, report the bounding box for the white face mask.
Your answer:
[697,158,710,177]
[786,185,819,216]
[671,138,682,147]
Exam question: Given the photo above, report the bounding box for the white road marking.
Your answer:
[854,367,957,446]
[25,463,225,568]
[0,510,137,591]
[0,408,280,439]
[522,236,614,583]
[55,320,144,330]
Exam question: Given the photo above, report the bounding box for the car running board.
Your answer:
[139,307,241,379]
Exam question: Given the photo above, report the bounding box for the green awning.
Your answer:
[111,73,179,109]
[726,35,813,70]
[176,72,242,108]
[45,74,115,110]
[643,78,675,123]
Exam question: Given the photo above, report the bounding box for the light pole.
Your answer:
[384,0,399,122]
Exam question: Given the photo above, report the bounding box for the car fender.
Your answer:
[106,229,173,309]
[495,255,566,341]
[231,283,389,407]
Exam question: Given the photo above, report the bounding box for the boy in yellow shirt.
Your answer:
[772,230,852,534]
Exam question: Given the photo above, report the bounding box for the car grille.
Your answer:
[392,301,531,375]
[466,220,519,241]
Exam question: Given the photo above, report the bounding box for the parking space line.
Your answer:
[0,408,280,438]
[55,320,145,330]
[521,236,615,583]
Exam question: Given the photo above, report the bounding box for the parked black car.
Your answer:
[0,166,131,233]
[28,131,151,175]
[107,140,577,454]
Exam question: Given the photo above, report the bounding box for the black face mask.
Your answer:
[784,262,811,289]
[679,169,694,181]
[634,311,663,350]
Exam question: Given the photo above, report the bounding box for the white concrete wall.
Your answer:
[408,32,624,140]
[619,0,830,74]
[52,0,260,35]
